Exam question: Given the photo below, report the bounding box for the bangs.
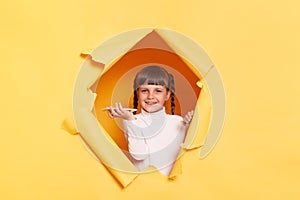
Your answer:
[134,70,169,89]
[137,77,167,87]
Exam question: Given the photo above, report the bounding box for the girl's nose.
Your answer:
[147,91,154,99]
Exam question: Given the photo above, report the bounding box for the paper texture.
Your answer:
[3,1,299,198]
[64,28,225,187]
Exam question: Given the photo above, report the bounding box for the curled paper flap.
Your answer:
[71,28,225,187]
[199,67,226,158]
[182,80,211,150]
[89,28,154,74]
[73,56,139,187]
[61,117,78,135]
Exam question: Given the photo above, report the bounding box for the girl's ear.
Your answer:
[165,90,171,101]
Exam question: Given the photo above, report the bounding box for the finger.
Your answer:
[117,102,124,113]
[110,105,119,116]
[108,106,115,118]
[118,103,127,116]
[189,112,194,120]
[108,112,114,118]
[188,111,194,120]
[185,112,193,123]
[188,112,193,119]
[119,102,124,111]
[117,102,127,115]
[185,116,190,122]
[184,118,189,124]
[114,103,121,114]
[183,115,189,124]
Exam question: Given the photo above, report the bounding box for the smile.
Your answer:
[145,101,157,105]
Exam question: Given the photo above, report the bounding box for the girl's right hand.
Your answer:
[107,103,136,120]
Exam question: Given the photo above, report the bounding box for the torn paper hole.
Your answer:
[67,28,225,188]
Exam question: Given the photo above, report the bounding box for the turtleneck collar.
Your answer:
[140,107,167,119]
[139,107,167,138]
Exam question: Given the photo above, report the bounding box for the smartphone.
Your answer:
[102,107,137,112]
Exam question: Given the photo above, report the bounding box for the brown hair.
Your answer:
[133,66,175,114]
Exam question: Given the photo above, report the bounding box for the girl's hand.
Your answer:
[183,110,194,126]
[107,103,135,120]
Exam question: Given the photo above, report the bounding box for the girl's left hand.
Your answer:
[183,110,194,125]
[108,102,135,120]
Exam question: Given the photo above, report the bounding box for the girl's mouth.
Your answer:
[145,101,157,106]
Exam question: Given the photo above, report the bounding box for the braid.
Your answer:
[133,90,138,115]
[170,92,175,115]
[168,73,176,115]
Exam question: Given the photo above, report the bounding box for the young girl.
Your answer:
[107,66,194,176]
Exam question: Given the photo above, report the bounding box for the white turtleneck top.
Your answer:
[122,107,187,176]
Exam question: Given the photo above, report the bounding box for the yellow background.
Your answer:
[1,0,299,199]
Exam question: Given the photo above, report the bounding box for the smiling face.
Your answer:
[137,84,171,113]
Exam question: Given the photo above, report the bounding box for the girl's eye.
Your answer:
[155,90,162,93]
[141,89,148,93]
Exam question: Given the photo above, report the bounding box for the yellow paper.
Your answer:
[2,0,299,199]
[70,28,224,187]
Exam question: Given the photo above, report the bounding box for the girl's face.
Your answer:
[137,84,171,113]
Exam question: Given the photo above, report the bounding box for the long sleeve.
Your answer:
[123,120,149,161]
[122,108,187,175]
